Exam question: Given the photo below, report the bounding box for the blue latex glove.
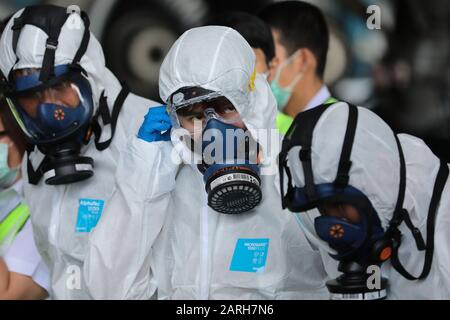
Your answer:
[137,106,172,142]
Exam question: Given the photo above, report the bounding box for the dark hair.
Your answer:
[259,1,329,78]
[0,101,27,157]
[207,11,275,64]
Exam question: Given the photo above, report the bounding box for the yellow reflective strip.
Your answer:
[0,203,30,245]
[248,67,256,92]
[276,97,338,134]
[325,97,338,104]
[5,98,32,139]
[276,112,294,135]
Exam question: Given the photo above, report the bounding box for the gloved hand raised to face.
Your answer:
[137,106,172,142]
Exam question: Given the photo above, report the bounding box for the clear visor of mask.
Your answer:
[12,81,82,114]
[5,67,93,143]
[169,94,244,135]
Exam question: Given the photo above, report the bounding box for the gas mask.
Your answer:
[0,5,129,185]
[168,87,262,214]
[278,102,448,300]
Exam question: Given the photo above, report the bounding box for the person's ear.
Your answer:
[267,56,280,82]
[295,48,318,76]
[253,48,269,74]
[292,49,309,74]
[269,55,279,68]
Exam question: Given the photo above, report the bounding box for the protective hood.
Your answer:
[286,102,450,292]
[0,8,123,114]
[159,26,278,166]
[287,102,444,231]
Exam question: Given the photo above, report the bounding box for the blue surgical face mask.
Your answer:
[270,51,304,111]
[0,143,19,189]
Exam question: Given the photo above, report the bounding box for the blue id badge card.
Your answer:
[230,238,270,273]
[75,198,105,233]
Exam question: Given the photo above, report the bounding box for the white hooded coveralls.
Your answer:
[0,9,160,299]
[285,101,450,299]
[84,26,331,300]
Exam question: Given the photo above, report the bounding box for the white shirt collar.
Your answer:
[303,85,331,112]
[11,178,23,196]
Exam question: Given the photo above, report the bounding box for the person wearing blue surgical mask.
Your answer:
[260,1,337,135]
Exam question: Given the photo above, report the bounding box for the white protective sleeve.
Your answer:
[83,137,178,299]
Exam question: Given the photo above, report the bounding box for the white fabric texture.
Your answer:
[85,26,330,300]
[4,220,50,292]
[286,101,450,299]
[0,10,159,299]
[1,10,107,106]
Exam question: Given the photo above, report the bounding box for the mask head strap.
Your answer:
[334,104,358,188]
[280,102,359,209]
[91,83,130,151]
[70,11,90,70]
[385,135,426,253]
[279,103,330,208]
[9,5,90,84]
[26,144,48,185]
[385,134,449,281]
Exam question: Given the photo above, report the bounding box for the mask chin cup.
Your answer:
[40,142,94,185]
[204,164,262,214]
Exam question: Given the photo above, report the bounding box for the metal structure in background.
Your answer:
[38,0,274,99]
[373,0,450,161]
[1,0,450,159]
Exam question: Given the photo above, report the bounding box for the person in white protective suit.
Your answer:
[0,5,160,299]
[84,26,331,300]
[278,101,450,300]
